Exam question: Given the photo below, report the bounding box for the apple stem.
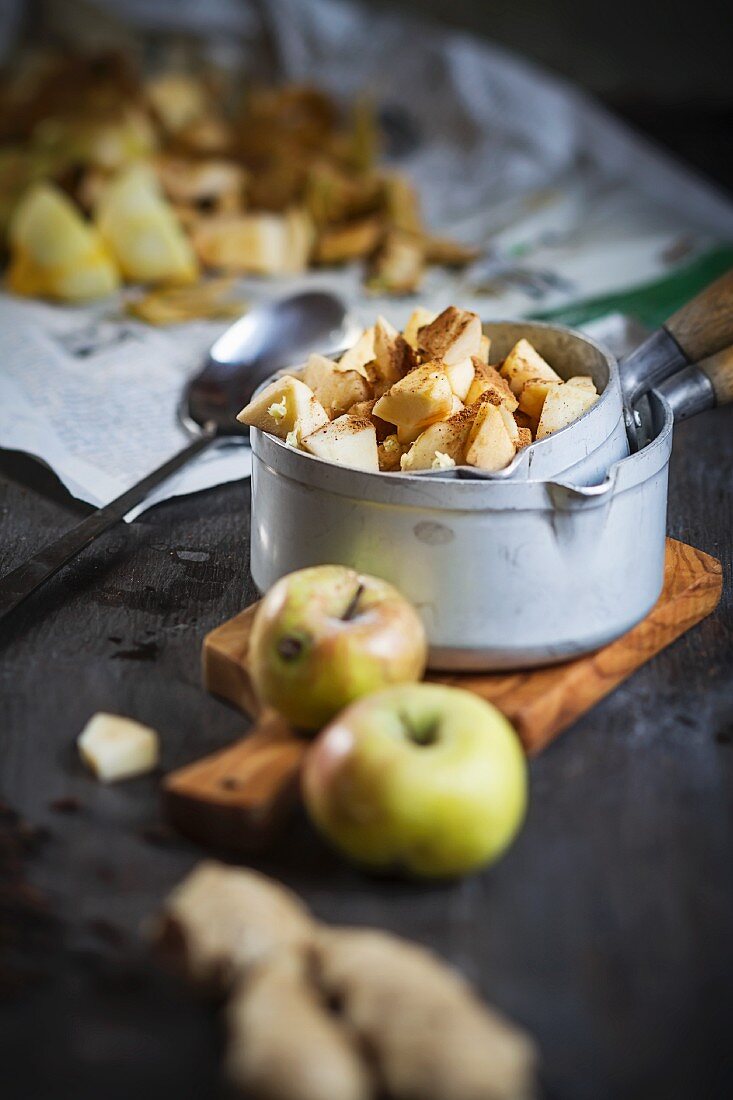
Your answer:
[341,583,365,622]
[276,636,303,660]
[400,712,439,746]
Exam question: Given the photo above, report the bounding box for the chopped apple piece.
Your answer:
[465,401,517,472]
[302,415,379,472]
[399,407,475,472]
[443,357,475,402]
[498,403,519,443]
[500,339,562,397]
[347,398,392,441]
[536,383,598,439]
[96,164,198,285]
[378,433,406,471]
[8,183,120,302]
[516,427,533,449]
[338,327,375,379]
[373,363,453,434]
[369,315,417,394]
[78,713,159,783]
[146,73,209,134]
[466,361,518,411]
[518,378,561,420]
[312,215,383,264]
[417,306,482,366]
[565,375,598,391]
[396,422,424,447]
[301,354,371,419]
[367,229,424,295]
[476,333,491,364]
[237,376,328,440]
[403,307,437,350]
[191,209,313,276]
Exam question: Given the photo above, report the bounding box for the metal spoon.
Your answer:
[0,290,354,625]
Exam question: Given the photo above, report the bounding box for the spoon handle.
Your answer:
[0,426,217,625]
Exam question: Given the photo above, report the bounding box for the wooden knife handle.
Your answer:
[163,714,308,853]
[698,344,733,405]
[666,268,733,363]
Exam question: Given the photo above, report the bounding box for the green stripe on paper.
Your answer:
[530,246,733,330]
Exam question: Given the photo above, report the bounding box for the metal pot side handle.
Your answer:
[658,344,733,422]
[622,268,733,406]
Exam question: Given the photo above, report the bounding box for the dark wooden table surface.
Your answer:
[1,399,731,1100]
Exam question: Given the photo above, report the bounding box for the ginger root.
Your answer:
[151,861,314,992]
[225,951,374,1100]
[153,863,537,1100]
[314,928,537,1100]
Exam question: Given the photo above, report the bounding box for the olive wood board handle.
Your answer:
[163,538,721,853]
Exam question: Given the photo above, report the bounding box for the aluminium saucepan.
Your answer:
[248,344,732,671]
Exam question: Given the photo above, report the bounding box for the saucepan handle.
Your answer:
[622,268,733,405]
[658,344,733,422]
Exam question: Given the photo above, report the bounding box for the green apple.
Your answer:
[302,683,527,877]
[249,566,427,731]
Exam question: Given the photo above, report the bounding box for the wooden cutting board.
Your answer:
[164,538,721,853]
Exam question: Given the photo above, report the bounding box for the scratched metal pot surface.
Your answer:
[249,390,672,671]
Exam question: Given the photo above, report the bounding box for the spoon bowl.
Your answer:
[180,290,356,437]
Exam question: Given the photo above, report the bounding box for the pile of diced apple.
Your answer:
[237,306,599,474]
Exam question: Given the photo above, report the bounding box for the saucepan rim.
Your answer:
[252,389,674,513]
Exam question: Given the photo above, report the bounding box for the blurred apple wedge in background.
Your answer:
[248,566,427,730]
[190,208,313,277]
[237,375,329,441]
[303,683,527,878]
[95,164,198,285]
[8,182,119,302]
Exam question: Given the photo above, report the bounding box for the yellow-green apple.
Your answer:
[249,566,427,731]
[303,683,527,877]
